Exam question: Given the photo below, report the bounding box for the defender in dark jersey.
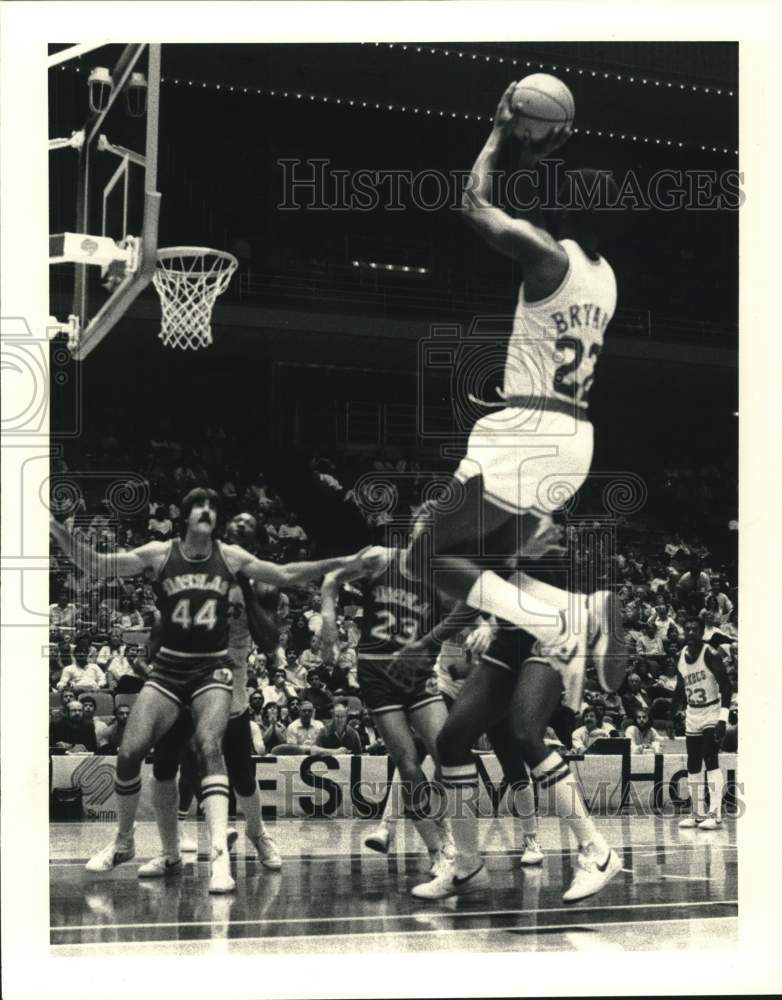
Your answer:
[322,538,454,873]
[51,488,381,894]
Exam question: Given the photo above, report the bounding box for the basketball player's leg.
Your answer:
[680,731,706,827]
[408,694,456,862]
[485,716,542,864]
[223,711,281,869]
[371,708,444,863]
[694,726,724,829]
[177,740,201,851]
[138,712,195,877]
[412,660,514,898]
[85,684,181,872]
[190,682,234,893]
[509,658,621,902]
[411,477,568,650]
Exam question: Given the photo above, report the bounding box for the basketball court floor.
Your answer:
[50,815,737,955]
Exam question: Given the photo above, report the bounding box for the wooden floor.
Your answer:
[50,816,737,956]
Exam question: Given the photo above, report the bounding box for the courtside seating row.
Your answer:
[50,691,138,716]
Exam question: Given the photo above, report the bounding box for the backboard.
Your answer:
[48,43,162,360]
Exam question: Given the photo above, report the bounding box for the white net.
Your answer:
[153,246,238,350]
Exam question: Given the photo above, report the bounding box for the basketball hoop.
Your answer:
[153,246,238,350]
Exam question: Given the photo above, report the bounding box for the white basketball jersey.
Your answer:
[677,643,720,709]
[503,239,617,410]
[227,582,253,716]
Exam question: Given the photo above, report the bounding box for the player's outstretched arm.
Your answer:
[224,545,384,592]
[49,516,168,579]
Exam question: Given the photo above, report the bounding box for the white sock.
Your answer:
[114,774,142,841]
[151,778,180,860]
[201,774,230,854]
[532,752,608,858]
[688,771,705,819]
[513,781,539,839]
[441,764,481,873]
[706,768,725,820]
[236,787,266,841]
[466,571,563,644]
[382,783,400,825]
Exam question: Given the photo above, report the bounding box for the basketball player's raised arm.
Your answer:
[49,516,167,579]
[320,552,385,663]
[461,82,570,269]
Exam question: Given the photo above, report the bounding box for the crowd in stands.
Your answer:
[49,424,738,759]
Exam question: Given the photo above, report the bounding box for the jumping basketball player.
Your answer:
[50,488,379,893]
[406,518,622,902]
[320,530,452,876]
[672,619,731,830]
[404,81,625,693]
[138,512,284,878]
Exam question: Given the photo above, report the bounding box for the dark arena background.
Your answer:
[47,41,738,956]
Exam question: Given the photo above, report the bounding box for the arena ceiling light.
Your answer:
[352,260,429,274]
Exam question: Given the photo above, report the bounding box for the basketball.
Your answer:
[510,73,575,141]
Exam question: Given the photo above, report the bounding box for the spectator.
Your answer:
[677,559,711,604]
[298,636,324,676]
[147,505,173,540]
[57,643,106,691]
[49,593,77,632]
[313,702,362,755]
[105,644,145,692]
[285,697,301,724]
[707,579,734,622]
[571,706,613,753]
[261,702,288,751]
[597,690,625,729]
[647,601,681,641]
[248,690,265,725]
[114,596,144,630]
[351,708,384,753]
[50,698,98,752]
[262,668,298,709]
[278,512,308,560]
[302,670,335,721]
[80,695,98,724]
[635,622,666,670]
[284,701,324,752]
[622,673,652,720]
[95,703,131,753]
[624,707,662,755]
[303,594,323,637]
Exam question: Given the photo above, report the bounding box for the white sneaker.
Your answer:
[208,847,236,895]
[562,846,622,903]
[85,835,135,873]
[137,854,183,879]
[519,836,544,866]
[697,813,723,830]
[365,821,395,854]
[411,860,490,900]
[178,824,198,853]
[678,816,702,829]
[250,832,282,870]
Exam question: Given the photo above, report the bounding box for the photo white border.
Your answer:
[2,2,780,996]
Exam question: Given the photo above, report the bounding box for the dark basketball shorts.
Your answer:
[153,708,256,795]
[480,620,585,712]
[358,654,443,717]
[146,650,234,708]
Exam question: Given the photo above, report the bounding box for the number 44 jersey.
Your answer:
[359,547,436,656]
[504,238,617,413]
[155,538,235,655]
